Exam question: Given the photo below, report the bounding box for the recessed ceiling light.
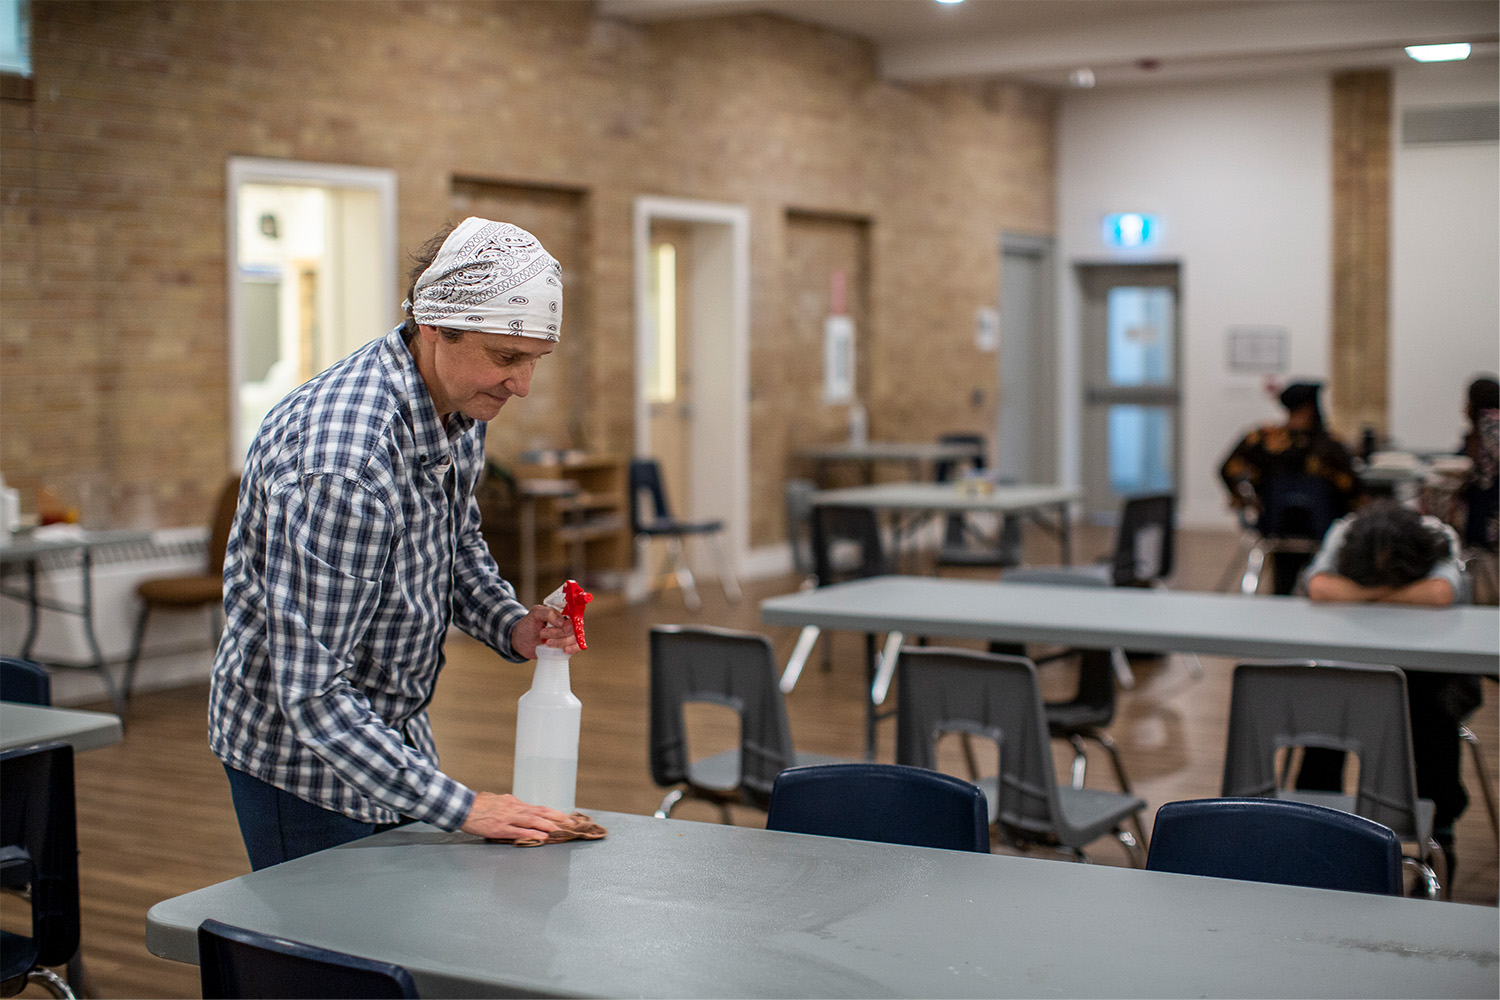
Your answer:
[935,0,964,5]
[1405,43,1472,62]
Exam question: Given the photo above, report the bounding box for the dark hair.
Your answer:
[400,222,457,343]
[1335,500,1450,589]
[1467,376,1499,418]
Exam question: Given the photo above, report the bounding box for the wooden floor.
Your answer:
[9,525,1497,999]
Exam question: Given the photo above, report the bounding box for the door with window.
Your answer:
[1077,264,1181,522]
[646,221,695,515]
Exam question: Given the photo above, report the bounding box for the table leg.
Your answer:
[19,559,41,657]
[77,550,125,717]
[520,497,537,608]
[1057,501,1073,565]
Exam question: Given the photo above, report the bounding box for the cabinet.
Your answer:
[478,453,630,605]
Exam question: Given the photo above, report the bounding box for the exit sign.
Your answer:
[1103,213,1158,249]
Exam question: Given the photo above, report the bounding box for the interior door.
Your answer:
[1077,264,1181,522]
[647,220,694,516]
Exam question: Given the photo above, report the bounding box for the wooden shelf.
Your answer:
[478,454,630,604]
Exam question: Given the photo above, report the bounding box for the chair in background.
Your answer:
[782,478,818,589]
[1219,473,1341,595]
[932,433,1021,570]
[1,742,80,1000]
[764,762,991,854]
[780,504,903,758]
[649,625,849,821]
[1221,659,1443,898]
[197,919,419,999]
[121,474,241,707]
[895,646,1148,863]
[996,571,1134,793]
[1146,797,1403,896]
[0,656,51,706]
[628,458,741,612]
[1002,492,1189,688]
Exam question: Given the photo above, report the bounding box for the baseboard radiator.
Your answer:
[0,527,215,706]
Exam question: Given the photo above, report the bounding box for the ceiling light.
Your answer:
[1405,43,1471,62]
[1068,68,1096,88]
[935,0,964,5]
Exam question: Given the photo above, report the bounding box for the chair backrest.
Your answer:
[765,762,990,853]
[0,656,52,705]
[207,474,243,577]
[895,647,1064,838]
[999,569,1116,716]
[628,458,671,531]
[1146,796,1403,895]
[648,625,797,807]
[1221,660,1423,838]
[1111,492,1176,586]
[0,742,80,969]
[198,919,419,999]
[934,432,986,482]
[1257,473,1340,540]
[810,504,889,586]
[783,478,818,577]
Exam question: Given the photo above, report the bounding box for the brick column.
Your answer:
[1330,70,1391,444]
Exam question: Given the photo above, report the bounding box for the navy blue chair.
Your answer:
[1,742,80,1000]
[198,919,419,999]
[1146,797,1403,895]
[0,657,52,707]
[765,762,991,854]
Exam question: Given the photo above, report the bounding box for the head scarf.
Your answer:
[406,218,563,341]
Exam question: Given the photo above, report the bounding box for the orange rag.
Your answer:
[502,811,608,848]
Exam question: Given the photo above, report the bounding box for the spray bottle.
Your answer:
[511,580,592,812]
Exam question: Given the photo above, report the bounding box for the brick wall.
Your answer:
[1,0,1055,546]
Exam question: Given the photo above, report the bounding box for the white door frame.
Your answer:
[225,157,398,462]
[632,196,751,587]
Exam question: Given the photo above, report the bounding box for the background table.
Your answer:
[812,482,1079,564]
[763,576,1500,708]
[146,810,1498,999]
[0,701,124,753]
[0,528,152,714]
[796,440,984,485]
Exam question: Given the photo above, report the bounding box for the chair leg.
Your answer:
[668,537,702,611]
[1460,725,1499,839]
[655,788,684,819]
[1240,544,1266,595]
[780,626,821,693]
[1403,855,1442,900]
[27,967,77,1000]
[1067,733,1089,789]
[121,603,152,709]
[709,535,742,604]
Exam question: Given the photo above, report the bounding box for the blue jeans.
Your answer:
[223,764,409,871]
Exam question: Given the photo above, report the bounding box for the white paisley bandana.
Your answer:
[406,218,563,341]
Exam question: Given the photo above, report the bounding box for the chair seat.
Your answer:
[1,928,39,992]
[637,517,724,536]
[1275,789,1436,847]
[978,779,1145,850]
[137,574,222,606]
[685,749,848,795]
[1044,701,1112,731]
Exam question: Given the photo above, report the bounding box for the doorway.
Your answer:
[1076,263,1181,522]
[227,158,397,462]
[997,234,1056,484]
[632,197,750,589]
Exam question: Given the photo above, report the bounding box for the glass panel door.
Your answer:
[1078,265,1181,522]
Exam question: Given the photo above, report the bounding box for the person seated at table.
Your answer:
[1456,376,1497,604]
[1298,499,1480,873]
[1219,380,1363,594]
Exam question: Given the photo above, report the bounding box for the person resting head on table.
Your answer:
[1298,499,1480,877]
[1304,498,1466,607]
[209,218,581,871]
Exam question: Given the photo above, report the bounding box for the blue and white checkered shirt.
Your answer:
[209,326,529,830]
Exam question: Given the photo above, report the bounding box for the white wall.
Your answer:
[1057,60,1499,528]
[1058,75,1332,528]
[1390,57,1500,453]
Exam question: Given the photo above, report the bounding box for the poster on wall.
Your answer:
[824,314,855,404]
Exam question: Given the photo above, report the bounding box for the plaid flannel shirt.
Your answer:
[209,327,528,829]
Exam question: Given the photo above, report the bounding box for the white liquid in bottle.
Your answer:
[511,644,581,813]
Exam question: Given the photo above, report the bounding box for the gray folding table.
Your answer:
[146,810,1498,998]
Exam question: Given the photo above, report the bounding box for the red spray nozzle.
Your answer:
[561,579,592,649]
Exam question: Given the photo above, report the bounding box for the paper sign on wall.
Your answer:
[824,314,855,404]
